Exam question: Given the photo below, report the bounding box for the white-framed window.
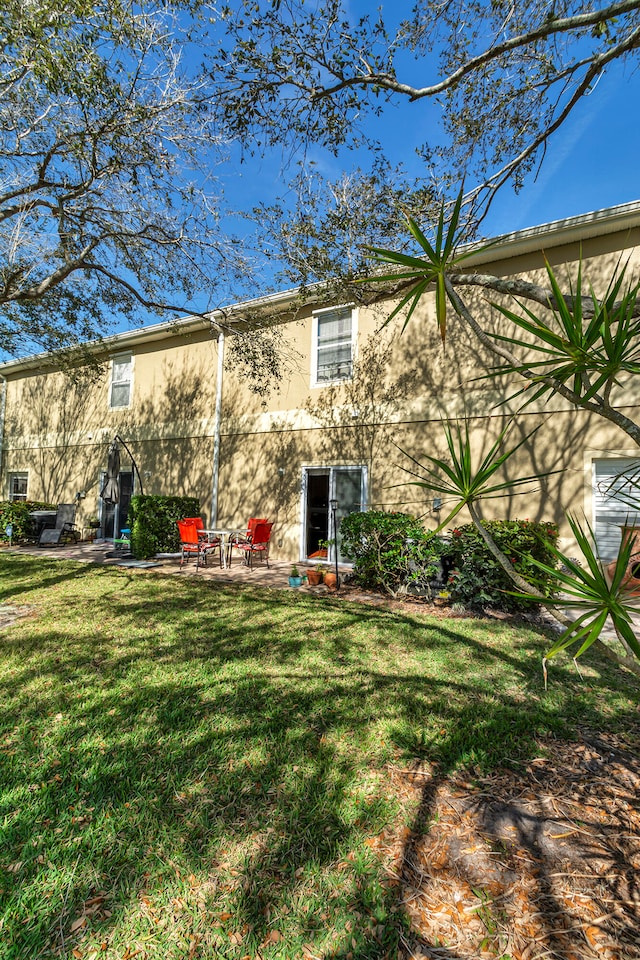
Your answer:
[9,471,28,501]
[109,352,133,409]
[311,305,356,386]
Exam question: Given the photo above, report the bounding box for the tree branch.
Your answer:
[310,0,640,103]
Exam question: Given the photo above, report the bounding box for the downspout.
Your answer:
[210,329,225,526]
[0,374,7,496]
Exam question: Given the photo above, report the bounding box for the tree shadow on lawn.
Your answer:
[0,570,637,958]
[0,554,96,603]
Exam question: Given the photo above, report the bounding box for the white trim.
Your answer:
[2,199,639,377]
[8,469,28,501]
[299,463,368,562]
[108,351,134,410]
[590,453,640,562]
[310,304,358,388]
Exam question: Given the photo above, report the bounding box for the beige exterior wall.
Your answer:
[2,204,639,557]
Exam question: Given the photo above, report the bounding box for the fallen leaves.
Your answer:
[392,731,640,959]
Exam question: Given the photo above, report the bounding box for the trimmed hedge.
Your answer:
[0,500,57,542]
[128,495,201,559]
[444,518,559,611]
[340,510,445,597]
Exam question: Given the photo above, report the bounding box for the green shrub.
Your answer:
[443,519,559,612]
[0,500,56,542]
[128,495,200,559]
[340,510,445,597]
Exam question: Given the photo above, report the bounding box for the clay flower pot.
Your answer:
[323,571,338,591]
[307,569,324,586]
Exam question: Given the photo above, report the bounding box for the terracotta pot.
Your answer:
[323,571,338,591]
[307,569,324,586]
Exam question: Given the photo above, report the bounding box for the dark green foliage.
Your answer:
[128,495,200,559]
[0,500,56,542]
[340,510,445,597]
[444,519,559,611]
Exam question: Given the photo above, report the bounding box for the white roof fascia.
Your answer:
[2,201,639,377]
[463,200,640,267]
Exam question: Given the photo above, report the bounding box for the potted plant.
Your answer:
[306,564,324,586]
[323,570,338,590]
[318,538,339,590]
[288,564,303,587]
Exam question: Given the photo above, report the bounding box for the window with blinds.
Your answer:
[313,307,354,385]
[109,353,132,409]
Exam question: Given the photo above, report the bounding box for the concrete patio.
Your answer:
[3,539,343,592]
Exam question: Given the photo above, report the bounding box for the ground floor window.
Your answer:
[8,472,28,501]
[302,465,367,563]
[593,458,640,561]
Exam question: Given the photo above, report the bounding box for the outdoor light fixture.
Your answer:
[433,497,442,512]
[329,498,339,589]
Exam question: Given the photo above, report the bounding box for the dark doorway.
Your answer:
[305,470,330,557]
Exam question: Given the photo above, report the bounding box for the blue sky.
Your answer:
[216,5,640,257]
[478,58,640,236]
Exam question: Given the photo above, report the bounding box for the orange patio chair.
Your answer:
[177,519,219,570]
[183,516,209,541]
[229,516,268,549]
[230,521,273,569]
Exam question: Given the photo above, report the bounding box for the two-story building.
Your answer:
[2,201,640,563]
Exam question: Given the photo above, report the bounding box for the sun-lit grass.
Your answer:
[0,554,638,959]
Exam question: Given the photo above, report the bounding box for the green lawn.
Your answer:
[0,555,638,959]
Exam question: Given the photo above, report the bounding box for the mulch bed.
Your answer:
[373,731,640,960]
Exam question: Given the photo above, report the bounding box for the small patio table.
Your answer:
[202,529,244,569]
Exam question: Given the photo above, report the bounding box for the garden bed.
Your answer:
[386,729,640,958]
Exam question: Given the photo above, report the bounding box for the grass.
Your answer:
[0,554,638,959]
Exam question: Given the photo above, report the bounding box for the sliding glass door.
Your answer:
[302,465,367,562]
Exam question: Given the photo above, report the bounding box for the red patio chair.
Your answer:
[247,517,267,540]
[230,521,273,569]
[228,517,268,549]
[183,516,209,541]
[177,520,219,570]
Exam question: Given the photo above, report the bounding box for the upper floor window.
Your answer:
[312,306,355,386]
[110,353,132,409]
[9,472,28,501]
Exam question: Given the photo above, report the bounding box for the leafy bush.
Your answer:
[0,500,56,542]
[443,519,559,611]
[128,495,200,559]
[340,510,446,597]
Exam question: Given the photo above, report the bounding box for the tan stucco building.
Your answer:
[2,201,639,563]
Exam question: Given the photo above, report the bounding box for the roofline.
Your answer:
[2,199,639,377]
[465,198,640,266]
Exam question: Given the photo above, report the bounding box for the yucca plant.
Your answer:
[485,259,640,408]
[398,421,557,599]
[399,420,546,530]
[365,188,495,342]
